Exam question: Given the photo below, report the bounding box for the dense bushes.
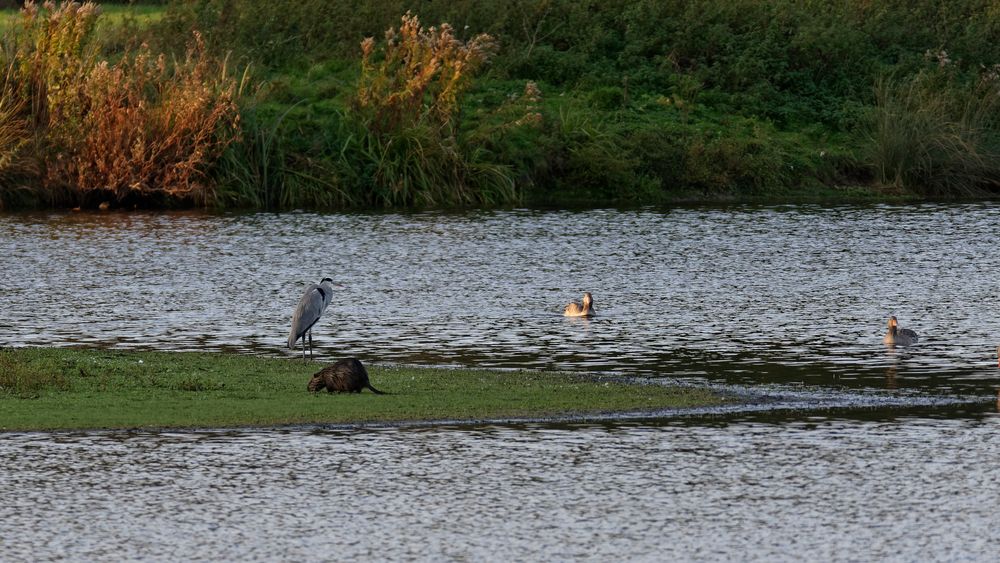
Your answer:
[156,0,1000,206]
[0,1,239,209]
[4,0,1000,209]
[153,0,1000,124]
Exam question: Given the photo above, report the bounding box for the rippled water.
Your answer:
[3,205,1000,560]
[2,204,1000,395]
[3,415,999,561]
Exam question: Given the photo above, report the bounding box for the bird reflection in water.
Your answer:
[563,314,593,333]
[885,364,898,390]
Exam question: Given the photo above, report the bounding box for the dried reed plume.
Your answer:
[61,33,239,205]
[348,12,514,207]
[355,11,497,137]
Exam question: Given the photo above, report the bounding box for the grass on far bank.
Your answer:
[0,347,723,431]
[0,3,164,35]
[7,1,995,211]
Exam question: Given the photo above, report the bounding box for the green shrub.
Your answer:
[345,12,516,206]
[0,348,70,397]
[588,86,624,111]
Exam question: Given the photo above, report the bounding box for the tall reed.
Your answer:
[0,65,33,208]
[869,72,1000,196]
[2,1,241,208]
[60,33,240,206]
[12,0,99,133]
[347,12,516,207]
[214,101,358,210]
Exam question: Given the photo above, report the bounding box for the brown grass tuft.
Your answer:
[2,1,240,208]
[59,33,239,205]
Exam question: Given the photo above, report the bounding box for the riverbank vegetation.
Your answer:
[0,347,721,431]
[1,0,1000,210]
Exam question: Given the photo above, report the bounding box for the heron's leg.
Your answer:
[301,334,306,360]
[308,330,314,358]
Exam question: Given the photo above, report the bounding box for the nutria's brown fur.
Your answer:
[308,358,385,394]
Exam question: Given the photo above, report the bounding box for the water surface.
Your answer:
[4,204,1000,560]
[2,204,999,396]
[3,415,999,561]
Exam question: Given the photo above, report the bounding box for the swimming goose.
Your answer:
[883,316,918,346]
[563,292,595,317]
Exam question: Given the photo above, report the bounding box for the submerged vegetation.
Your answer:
[2,0,1000,209]
[0,347,722,430]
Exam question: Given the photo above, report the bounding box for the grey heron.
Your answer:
[563,292,595,317]
[883,315,918,346]
[288,277,336,359]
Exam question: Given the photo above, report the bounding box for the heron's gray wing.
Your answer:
[288,284,327,348]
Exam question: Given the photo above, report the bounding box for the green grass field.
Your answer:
[0,3,163,34]
[0,347,723,431]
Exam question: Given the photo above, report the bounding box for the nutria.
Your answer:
[308,358,385,394]
[563,292,595,317]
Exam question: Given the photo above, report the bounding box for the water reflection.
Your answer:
[2,204,1000,396]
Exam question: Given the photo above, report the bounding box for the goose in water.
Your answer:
[883,316,918,346]
[563,292,595,317]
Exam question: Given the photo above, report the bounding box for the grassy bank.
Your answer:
[2,1,1000,210]
[159,0,1000,208]
[0,347,722,431]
